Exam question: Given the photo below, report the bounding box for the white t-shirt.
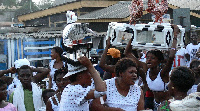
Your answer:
[175,48,187,67]
[185,43,200,67]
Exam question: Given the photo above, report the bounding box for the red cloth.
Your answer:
[145,90,154,97]
[111,73,115,78]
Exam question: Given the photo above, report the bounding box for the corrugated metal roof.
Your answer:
[78,1,131,19]
[0,31,62,39]
[168,0,200,10]
[79,0,200,20]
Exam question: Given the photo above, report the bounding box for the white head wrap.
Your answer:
[14,58,30,69]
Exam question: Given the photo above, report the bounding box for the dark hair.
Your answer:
[42,89,55,102]
[52,46,63,57]
[106,55,119,65]
[54,66,68,81]
[0,76,13,86]
[19,65,32,73]
[62,57,82,67]
[190,59,200,69]
[170,66,195,92]
[0,79,6,87]
[146,50,164,61]
[115,58,137,77]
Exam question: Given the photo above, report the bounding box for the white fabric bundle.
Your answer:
[170,92,200,111]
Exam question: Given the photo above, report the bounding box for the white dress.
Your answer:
[59,84,92,111]
[104,77,141,111]
[49,60,65,91]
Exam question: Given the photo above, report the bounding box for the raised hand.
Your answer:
[171,24,180,38]
[107,37,111,46]
[78,56,92,68]
[8,67,17,74]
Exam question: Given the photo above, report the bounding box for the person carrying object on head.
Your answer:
[59,56,106,111]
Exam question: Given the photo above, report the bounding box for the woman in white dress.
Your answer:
[49,46,66,91]
[46,66,70,111]
[91,58,144,111]
[59,56,106,111]
[124,25,180,110]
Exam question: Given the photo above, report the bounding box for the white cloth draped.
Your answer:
[13,82,43,111]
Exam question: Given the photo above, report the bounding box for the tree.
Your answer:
[15,1,39,16]
[0,0,17,8]
[38,0,53,10]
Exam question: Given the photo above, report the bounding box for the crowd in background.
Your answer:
[0,25,200,111]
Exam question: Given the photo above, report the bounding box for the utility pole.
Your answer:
[30,0,32,11]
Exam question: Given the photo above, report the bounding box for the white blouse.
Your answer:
[105,77,141,111]
[146,69,167,91]
[59,84,92,111]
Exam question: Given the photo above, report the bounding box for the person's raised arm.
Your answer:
[78,56,106,92]
[99,37,115,73]
[0,67,16,78]
[124,38,148,72]
[161,24,179,83]
[32,67,50,83]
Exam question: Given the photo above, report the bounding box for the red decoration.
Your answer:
[146,0,168,23]
[129,0,143,24]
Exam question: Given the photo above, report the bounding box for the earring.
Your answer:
[172,87,174,89]
[159,63,162,68]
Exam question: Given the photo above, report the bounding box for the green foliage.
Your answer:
[15,1,39,16]
[0,0,17,8]
[39,3,52,10]
[38,0,53,10]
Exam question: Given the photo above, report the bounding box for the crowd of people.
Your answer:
[0,24,199,111]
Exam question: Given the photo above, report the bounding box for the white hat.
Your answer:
[63,63,87,78]
[14,58,30,69]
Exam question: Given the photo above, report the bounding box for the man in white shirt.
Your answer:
[185,31,200,67]
[175,47,187,67]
